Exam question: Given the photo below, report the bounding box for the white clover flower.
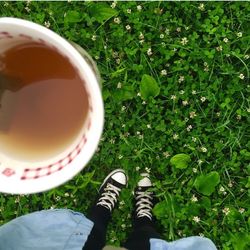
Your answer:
[91,35,96,41]
[145,167,151,173]
[198,3,205,11]
[55,196,61,201]
[193,216,200,223]
[236,115,241,120]
[219,186,225,192]
[114,17,121,24]
[171,95,176,100]
[135,166,140,171]
[237,32,242,38]
[204,66,209,72]
[216,46,223,51]
[192,90,197,95]
[200,96,206,102]
[137,5,142,11]
[189,111,197,119]
[137,92,141,96]
[186,125,192,131]
[44,21,51,28]
[111,2,117,9]
[191,195,198,202]
[177,230,182,236]
[116,58,121,64]
[64,192,70,197]
[176,27,181,32]
[138,134,144,139]
[112,51,119,58]
[173,134,179,140]
[223,37,229,43]
[190,111,197,119]
[193,168,198,173]
[163,151,170,158]
[222,207,230,215]
[239,73,245,79]
[238,208,245,214]
[118,154,123,159]
[127,9,131,14]
[25,6,31,12]
[109,138,115,144]
[147,48,153,56]
[124,132,130,137]
[182,100,188,106]
[216,112,221,117]
[165,28,170,35]
[192,137,197,142]
[117,82,122,89]
[94,55,99,60]
[121,106,126,111]
[198,159,203,165]
[147,124,151,129]
[178,75,185,83]
[142,101,147,105]
[180,37,188,45]
[126,25,131,31]
[228,182,233,187]
[160,34,164,39]
[136,131,141,135]
[201,146,207,153]
[179,90,185,95]
[161,69,167,76]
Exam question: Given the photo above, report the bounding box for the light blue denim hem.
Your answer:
[0,209,94,250]
[150,236,217,250]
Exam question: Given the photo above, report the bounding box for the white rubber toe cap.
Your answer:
[111,171,127,185]
[138,173,152,187]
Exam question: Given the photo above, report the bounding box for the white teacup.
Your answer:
[0,17,104,194]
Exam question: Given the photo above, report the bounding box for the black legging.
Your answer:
[82,206,161,250]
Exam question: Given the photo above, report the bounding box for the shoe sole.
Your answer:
[99,168,128,191]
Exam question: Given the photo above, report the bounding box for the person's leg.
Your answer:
[123,174,162,250]
[83,169,128,250]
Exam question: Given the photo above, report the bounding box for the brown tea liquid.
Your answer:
[0,42,89,161]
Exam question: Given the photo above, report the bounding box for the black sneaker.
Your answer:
[96,169,128,212]
[134,173,155,221]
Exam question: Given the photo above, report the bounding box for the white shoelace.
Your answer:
[135,191,153,220]
[96,183,121,211]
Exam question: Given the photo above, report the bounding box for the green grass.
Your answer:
[0,1,249,249]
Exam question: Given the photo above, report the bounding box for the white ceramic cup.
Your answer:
[0,17,104,194]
